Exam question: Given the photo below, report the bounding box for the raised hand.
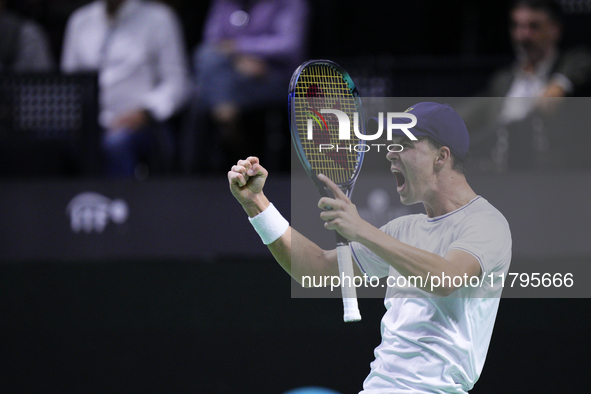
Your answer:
[228,156,270,217]
[317,173,370,243]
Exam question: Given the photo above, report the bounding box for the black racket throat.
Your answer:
[335,232,349,246]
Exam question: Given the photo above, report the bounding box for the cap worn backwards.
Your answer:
[370,102,470,161]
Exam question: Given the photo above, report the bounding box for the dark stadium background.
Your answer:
[1,0,590,393]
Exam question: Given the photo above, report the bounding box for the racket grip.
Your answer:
[336,244,361,322]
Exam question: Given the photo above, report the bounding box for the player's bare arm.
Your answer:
[317,174,481,296]
[228,156,345,284]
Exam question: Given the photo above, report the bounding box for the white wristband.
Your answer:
[248,203,289,245]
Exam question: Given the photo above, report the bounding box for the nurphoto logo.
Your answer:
[306,109,418,153]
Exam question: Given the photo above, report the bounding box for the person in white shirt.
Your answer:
[61,0,190,177]
[498,0,585,123]
[227,102,512,393]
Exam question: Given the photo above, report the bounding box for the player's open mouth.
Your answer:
[392,170,406,191]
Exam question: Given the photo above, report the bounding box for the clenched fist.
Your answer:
[228,156,270,217]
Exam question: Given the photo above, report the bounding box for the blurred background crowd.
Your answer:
[1,0,590,179]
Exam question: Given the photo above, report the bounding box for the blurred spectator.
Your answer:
[0,0,54,72]
[61,0,190,178]
[181,0,309,173]
[460,0,591,171]
[489,0,591,116]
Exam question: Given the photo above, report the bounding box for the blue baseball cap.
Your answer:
[370,102,470,160]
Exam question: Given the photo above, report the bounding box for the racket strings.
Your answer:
[293,64,361,185]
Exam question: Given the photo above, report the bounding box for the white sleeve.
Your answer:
[141,7,190,121]
[60,13,79,73]
[448,212,512,276]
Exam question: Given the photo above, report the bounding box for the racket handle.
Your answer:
[336,244,361,322]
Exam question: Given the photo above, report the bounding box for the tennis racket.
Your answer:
[288,60,365,322]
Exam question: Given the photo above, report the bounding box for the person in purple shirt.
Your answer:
[182,0,309,173]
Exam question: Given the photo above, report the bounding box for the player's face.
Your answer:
[386,136,439,205]
[510,6,561,65]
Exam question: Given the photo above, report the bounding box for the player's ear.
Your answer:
[435,146,451,168]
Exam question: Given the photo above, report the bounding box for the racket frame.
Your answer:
[288,59,365,322]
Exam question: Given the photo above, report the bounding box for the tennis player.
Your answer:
[228,102,512,393]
